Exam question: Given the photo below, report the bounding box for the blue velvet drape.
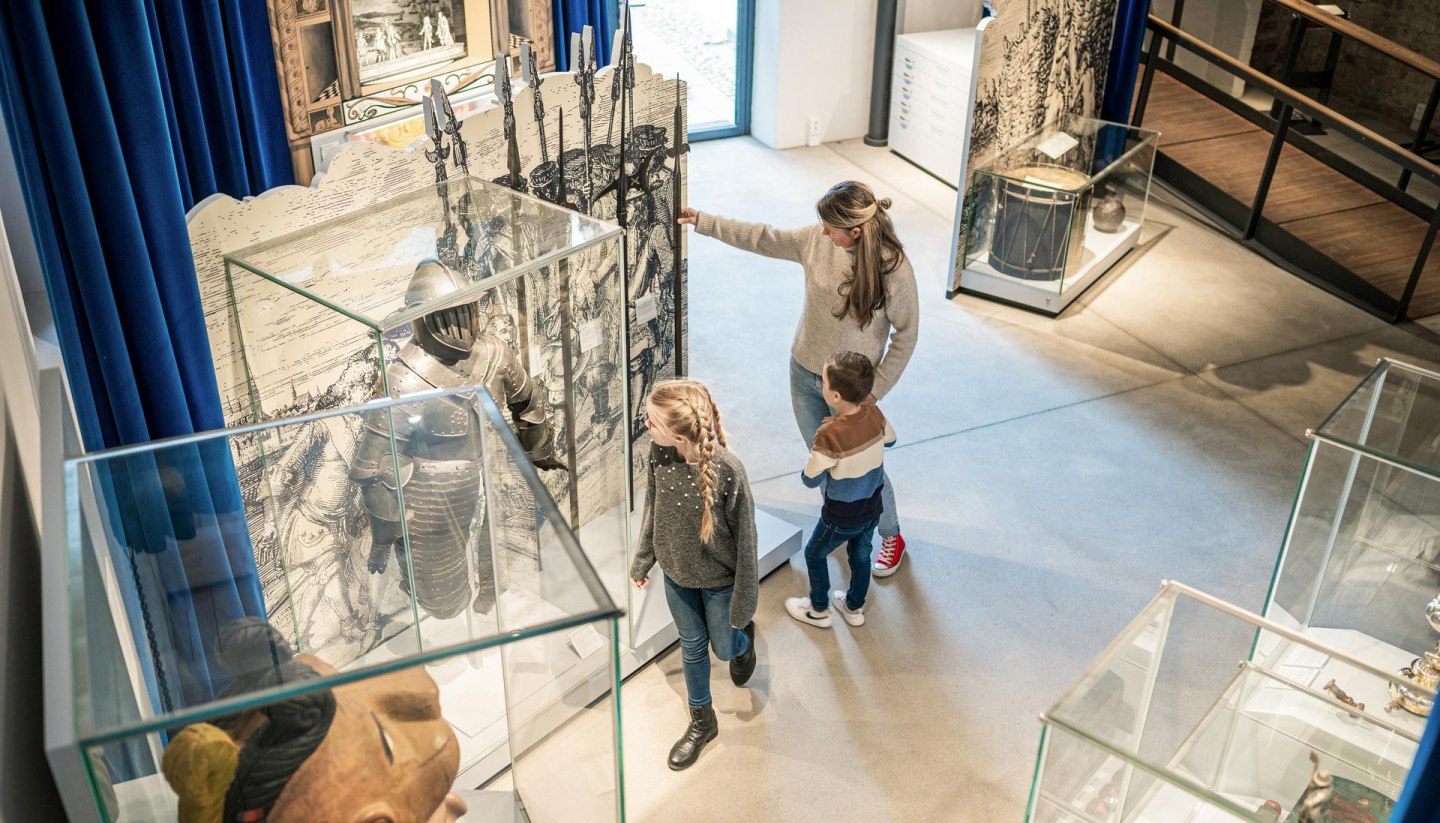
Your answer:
[0,0,287,731]
[1396,712,1440,822]
[1101,0,1151,124]
[552,0,615,70]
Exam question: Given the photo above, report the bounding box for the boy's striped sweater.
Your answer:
[802,405,896,527]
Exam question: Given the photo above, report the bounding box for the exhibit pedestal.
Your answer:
[959,216,1140,315]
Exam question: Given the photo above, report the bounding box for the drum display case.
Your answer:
[960,117,1159,316]
[1261,358,1440,731]
[46,387,625,823]
[1029,581,1431,823]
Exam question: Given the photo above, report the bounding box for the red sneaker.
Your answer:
[873,534,906,577]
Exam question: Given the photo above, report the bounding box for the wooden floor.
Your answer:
[1139,72,1440,318]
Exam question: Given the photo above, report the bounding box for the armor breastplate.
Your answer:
[394,337,500,392]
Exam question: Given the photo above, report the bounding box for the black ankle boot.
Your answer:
[667,704,718,770]
[730,622,757,686]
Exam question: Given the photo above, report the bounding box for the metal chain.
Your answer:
[125,546,174,713]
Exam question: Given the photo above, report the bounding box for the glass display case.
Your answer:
[1262,357,1440,732]
[1029,581,1432,823]
[221,177,635,677]
[959,117,1159,315]
[51,387,624,823]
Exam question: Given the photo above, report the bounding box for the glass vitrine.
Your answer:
[1030,581,1430,823]
[959,117,1159,315]
[221,178,633,672]
[50,387,625,823]
[1262,358,1440,733]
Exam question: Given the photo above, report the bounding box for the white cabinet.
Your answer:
[889,28,979,186]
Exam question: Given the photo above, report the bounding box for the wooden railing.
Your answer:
[1134,11,1440,320]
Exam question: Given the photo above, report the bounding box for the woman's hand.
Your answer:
[632,576,650,589]
[677,207,700,226]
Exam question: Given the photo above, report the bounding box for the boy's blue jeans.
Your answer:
[790,358,899,538]
[803,517,879,612]
[662,575,752,708]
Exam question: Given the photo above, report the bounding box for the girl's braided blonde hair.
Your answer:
[647,379,729,543]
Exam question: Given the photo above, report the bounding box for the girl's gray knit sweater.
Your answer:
[630,442,759,628]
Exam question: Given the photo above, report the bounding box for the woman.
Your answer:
[678,180,918,575]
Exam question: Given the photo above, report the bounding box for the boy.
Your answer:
[785,351,896,628]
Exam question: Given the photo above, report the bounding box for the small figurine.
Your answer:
[1323,678,1365,716]
[1296,752,1334,823]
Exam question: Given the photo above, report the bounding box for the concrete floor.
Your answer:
[612,135,1440,822]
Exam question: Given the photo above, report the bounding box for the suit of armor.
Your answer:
[350,260,562,619]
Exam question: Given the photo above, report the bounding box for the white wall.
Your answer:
[750,0,879,149]
[899,0,983,34]
[750,0,984,150]
[0,216,64,823]
[0,99,68,823]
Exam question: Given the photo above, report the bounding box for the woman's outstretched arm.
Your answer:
[679,208,812,264]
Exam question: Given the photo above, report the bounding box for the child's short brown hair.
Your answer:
[824,351,875,403]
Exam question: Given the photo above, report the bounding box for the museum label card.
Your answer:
[1036,131,1080,161]
[579,320,602,352]
[635,293,658,323]
[567,625,608,659]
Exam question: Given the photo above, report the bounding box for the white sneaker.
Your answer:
[785,597,832,628]
[830,590,866,626]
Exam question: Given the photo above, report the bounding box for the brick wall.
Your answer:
[1246,0,1438,131]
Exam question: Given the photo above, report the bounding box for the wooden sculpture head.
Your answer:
[162,618,464,823]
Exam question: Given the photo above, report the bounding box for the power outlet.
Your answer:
[807,115,821,147]
[1415,103,1427,131]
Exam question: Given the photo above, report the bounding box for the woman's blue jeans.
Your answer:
[662,574,751,708]
[789,357,899,538]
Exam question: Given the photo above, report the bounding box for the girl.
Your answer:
[631,379,759,771]
[678,181,918,576]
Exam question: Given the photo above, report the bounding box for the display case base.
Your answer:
[960,217,1140,316]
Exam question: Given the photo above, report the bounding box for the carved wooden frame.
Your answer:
[267,0,555,181]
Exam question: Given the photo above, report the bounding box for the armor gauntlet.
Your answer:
[496,344,565,470]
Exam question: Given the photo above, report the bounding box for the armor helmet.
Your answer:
[406,259,479,360]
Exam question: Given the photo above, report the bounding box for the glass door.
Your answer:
[618,0,754,140]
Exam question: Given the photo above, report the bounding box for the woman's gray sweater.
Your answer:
[695,211,919,399]
[630,442,759,629]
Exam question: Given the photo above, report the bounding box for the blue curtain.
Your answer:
[552,0,615,70]
[1101,0,1151,124]
[1398,714,1440,822]
[0,0,285,743]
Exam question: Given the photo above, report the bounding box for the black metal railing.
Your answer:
[1133,8,1440,322]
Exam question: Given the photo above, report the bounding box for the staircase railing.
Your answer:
[1133,9,1440,321]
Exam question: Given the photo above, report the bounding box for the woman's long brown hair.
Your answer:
[817,181,905,330]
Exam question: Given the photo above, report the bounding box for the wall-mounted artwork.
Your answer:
[267,0,550,182]
[947,0,1120,295]
[350,0,471,85]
